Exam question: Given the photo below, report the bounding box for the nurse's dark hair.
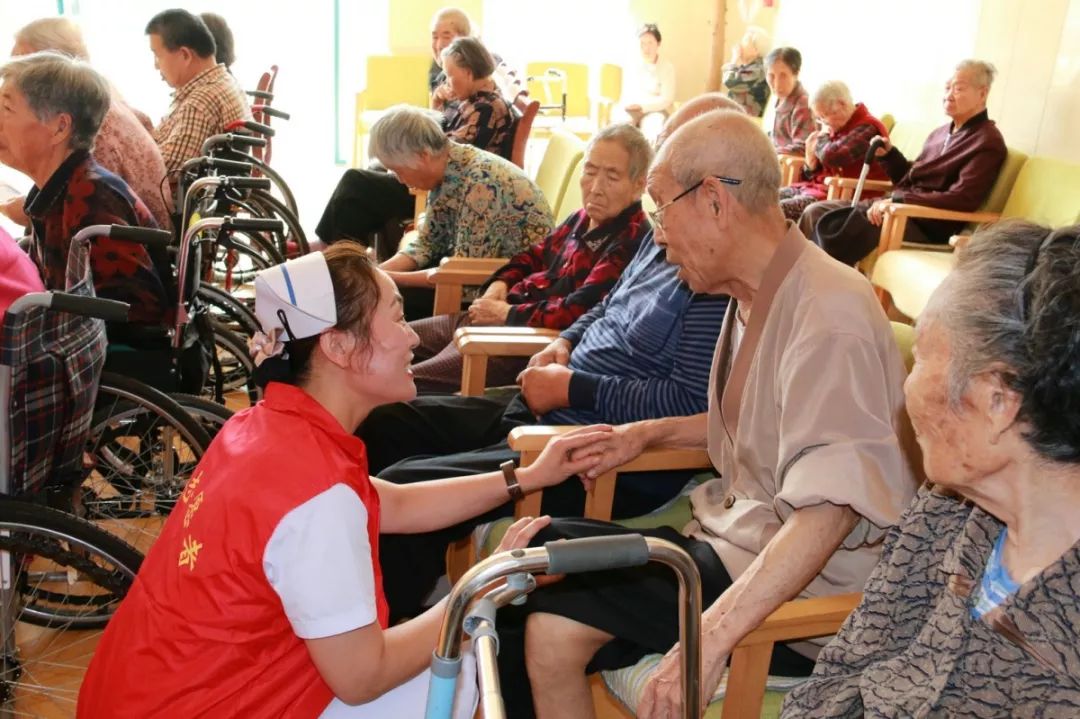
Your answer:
[258,242,382,388]
[935,220,1080,463]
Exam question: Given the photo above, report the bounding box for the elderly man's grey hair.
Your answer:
[925,219,1080,462]
[656,109,780,214]
[368,104,449,167]
[742,26,771,58]
[441,36,495,79]
[14,17,89,60]
[811,80,853,110]
[432,7,471,36]
[587,123,653,184]
[0,50,109,152]
[655,92,743,149]
[955,59,997,89]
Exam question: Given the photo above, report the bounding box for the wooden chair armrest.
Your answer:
[433,267,504,286]
[438,257,508,272]
[824,177,894,190]
[884,203,1000,225]
[508,426,710,473]
[736,593,862,647]
[455,332,556,357]
[453,326,561,339]
[431,258,510,315]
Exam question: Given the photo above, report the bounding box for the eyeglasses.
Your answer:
[647,175,742,230]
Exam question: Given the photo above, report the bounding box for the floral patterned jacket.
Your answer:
[400,143,553,268]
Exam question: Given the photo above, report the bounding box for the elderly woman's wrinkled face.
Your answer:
[442,55,472,100]
[766,60,797,99]
[383,150,445,192]
[943,68,988,123]
[904,316,1010,489]
[812,100,852,134]
[0,81,60,175]
[580,139,642,229]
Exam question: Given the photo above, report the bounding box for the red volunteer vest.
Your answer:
[78,383,388,718]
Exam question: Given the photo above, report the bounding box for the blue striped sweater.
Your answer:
[547,234,729,425]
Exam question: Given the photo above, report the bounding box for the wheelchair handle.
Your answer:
[201,133,267,155]
[106,225,174,250]
[246,89,274,101]
[7,291,129,322]
[252,105,290,120]
[226,119,276,138]
[223,176,272,191]
[181,156,254,176]
[544,534,650,574]
[223,217,285,234]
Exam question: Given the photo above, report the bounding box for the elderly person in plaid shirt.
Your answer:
[407,123,653,393]
[145,9,250,194]
[0,51,168,325]
[779,81,890,221]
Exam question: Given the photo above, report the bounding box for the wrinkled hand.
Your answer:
[517,363,573,415]
[521,425,614,490]
[804,130,821,167]
[867,199,892,226]
[566,422,648,489]
[527,338,572,368]
[424,267,439,285]
[431,83,454,108]
[870,134,892,156]
[482,280,509,301]
[468,297,511,325]
[638,643,729,719]
[494,515,552,554]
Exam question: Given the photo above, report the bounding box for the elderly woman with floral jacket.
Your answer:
[782,220,1080,717]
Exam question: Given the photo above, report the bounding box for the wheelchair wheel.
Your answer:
[82,373,211,553]
[196,284,259,339]
[246,189,310,258]
[171,393,234,442]
[0,498,140,714]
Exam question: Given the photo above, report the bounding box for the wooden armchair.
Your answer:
[430,257,508,315]
[592,593,863,719]
[778,154,805,187]
[453,326,558,395]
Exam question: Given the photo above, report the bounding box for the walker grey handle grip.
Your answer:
[50,293,130,322]
[223,177,272,191]
[543,534,650,575]
[108,226,173,249]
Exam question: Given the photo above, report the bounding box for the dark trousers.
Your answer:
[496,518,817,718]
[798,199,933,265]
[315,168,414,251]
[358,394,696,621]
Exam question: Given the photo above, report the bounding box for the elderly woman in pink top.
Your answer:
[4,17,173,229]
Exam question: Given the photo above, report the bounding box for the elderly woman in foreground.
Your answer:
[783,219,1080,716]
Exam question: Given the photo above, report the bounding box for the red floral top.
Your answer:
[25,151,170,325]
[94,98,174,230]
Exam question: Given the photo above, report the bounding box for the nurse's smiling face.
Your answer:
[354,270,421,404]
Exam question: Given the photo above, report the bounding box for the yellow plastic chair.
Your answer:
[533,128,587,217]
[879,113,896,133]
[353,54,432,166]
[555,157,586,220]
[597,63,623,128]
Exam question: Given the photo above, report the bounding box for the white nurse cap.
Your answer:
[253,252,338,340]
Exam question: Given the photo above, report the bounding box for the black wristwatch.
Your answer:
[499,460,525,501]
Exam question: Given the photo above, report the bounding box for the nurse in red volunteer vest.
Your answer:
[78,243,610,718]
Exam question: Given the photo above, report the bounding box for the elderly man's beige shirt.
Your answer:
[686,224,920,618]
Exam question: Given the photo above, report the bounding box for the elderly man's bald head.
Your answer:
[654,109,780,215]
[655,93,743,148]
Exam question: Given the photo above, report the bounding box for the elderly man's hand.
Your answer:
[867,199,892,226]
[468,297,511,325]
[569,423,648,488]
[0,196,28,226]
[482,280,509,301]
[528,337,572,368]
[517,363,572,415]
[638,642,729,719]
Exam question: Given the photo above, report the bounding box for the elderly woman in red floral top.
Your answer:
[779,81,890,221]
[408,123,653,393]
[0,52,169,326]
[766,47,815,156]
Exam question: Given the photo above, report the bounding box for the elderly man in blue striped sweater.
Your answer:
[358,95,740,622]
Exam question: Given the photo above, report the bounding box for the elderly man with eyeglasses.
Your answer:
[495,107,921,719]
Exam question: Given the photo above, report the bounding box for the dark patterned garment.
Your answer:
[782,485,1080,717]
[24,150,170,325]
[486,202,648,329]
[722,57,770,117]
[441,79,512,159]
[771,81,815,155]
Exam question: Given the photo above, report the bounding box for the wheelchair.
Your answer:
[0,234,144,714]
[426,534,704,719]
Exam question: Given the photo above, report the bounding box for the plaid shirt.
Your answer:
[441,81,512,158]
[771,81,815,155]
[25,151,170,325]
[154,63,251,178]
[0,237,106,497]
[794,103,891,200]
[486,202,649,329]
